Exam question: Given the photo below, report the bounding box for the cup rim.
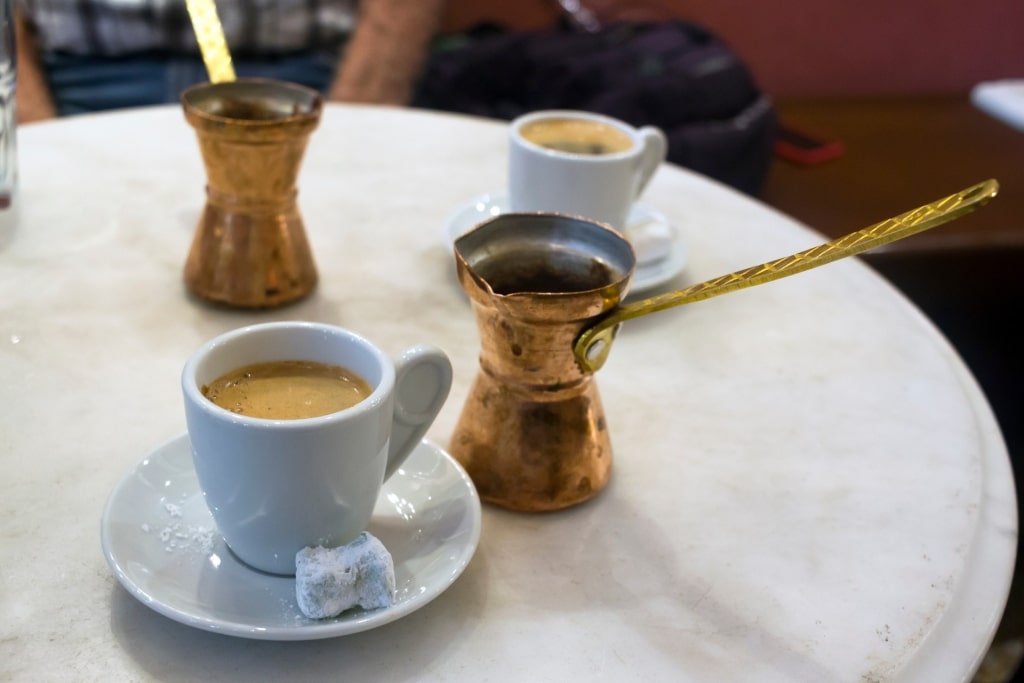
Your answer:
[511,109,642,160]
[181,321,393,429]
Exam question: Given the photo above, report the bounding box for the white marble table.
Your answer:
[0,104,1016,682]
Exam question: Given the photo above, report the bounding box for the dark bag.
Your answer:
[413,21,777,196]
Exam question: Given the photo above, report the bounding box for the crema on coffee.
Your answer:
[520,118,634,155]
[202,360,372,420]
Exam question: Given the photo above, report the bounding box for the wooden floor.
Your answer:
[761,96,1024,252]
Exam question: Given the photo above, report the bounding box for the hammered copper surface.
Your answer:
[450,214,635,511]
[181,79,322,308]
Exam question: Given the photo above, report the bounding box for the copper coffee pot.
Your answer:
[451,180,998,512]
[451,215,635,512]
[181,78,322,308]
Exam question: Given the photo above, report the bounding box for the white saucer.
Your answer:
[101,434,482,641]
[443,192,689,293]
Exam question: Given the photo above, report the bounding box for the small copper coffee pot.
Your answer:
[451,214,635,512]
[181,78,322,308]
[449,180,998,513]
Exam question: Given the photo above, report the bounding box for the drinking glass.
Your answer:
[0,0,16,222]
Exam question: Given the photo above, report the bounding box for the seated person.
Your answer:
[15,0,445,122]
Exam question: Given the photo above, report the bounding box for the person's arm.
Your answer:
[14,11,57,123]
[327,0,445,106]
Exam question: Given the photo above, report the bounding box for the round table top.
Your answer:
[0,104,1015,682]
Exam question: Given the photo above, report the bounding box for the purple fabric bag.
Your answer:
[413,21,777,196]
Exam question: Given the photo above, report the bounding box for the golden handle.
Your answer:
[574,178,1000,373]
[186,0,236,83]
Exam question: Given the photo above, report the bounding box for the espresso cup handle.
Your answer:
[385,344,453,480]
[634,126,668,198]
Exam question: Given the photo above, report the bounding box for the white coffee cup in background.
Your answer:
[181,321,452,575]
[508,110,668,231]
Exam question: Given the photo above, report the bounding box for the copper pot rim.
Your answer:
[181,77,323,128]
[454,212,636,301]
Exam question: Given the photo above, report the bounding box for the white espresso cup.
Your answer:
[181,321,453,575]
[508,110,668,231]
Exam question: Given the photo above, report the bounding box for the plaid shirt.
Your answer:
[19,0,357,56]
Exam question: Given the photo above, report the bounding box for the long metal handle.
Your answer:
[574,178,1000,373]
[186,0,236,83]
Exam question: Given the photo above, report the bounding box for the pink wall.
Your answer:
[443,0,1024,97]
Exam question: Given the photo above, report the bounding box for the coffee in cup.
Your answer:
[202,360,372,420]
[508,110,667,231]
[518,118,634,156]
[182,321,453,575]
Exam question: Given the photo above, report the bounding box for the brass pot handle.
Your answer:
[574,178,1000,373]
[186,0,236,83]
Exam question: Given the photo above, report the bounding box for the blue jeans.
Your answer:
[43,51,339,116]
